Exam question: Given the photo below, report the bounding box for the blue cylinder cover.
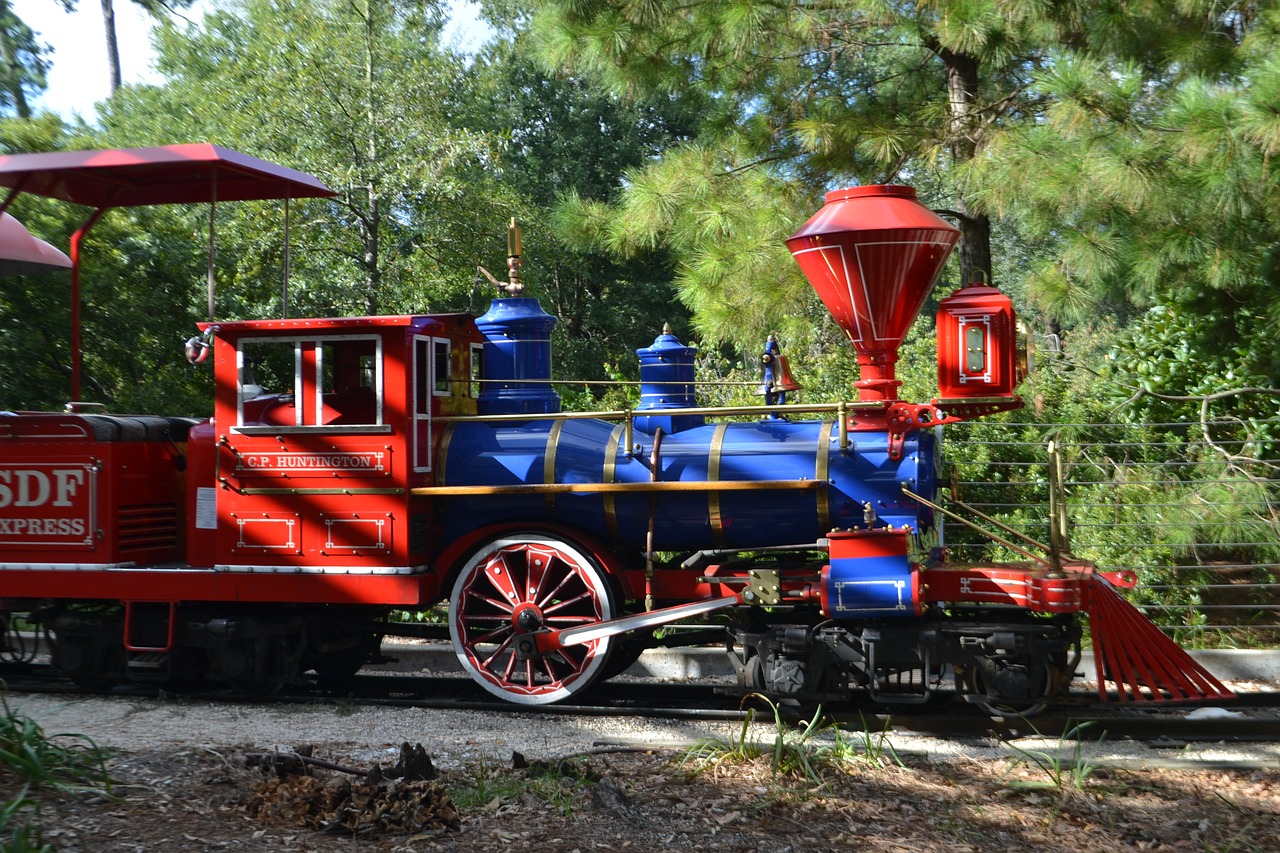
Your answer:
[438,418,936,551]
[824,530,919,618]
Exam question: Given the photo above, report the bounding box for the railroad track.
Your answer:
[5,660,1278,744]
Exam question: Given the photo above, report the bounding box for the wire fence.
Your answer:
[941,419,1280,648]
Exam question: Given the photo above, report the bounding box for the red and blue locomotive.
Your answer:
[0,145,1232,711]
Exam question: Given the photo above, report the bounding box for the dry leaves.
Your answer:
[14,744,1280,852]
[247,774,460,837]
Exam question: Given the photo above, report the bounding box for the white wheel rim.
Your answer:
[449,535,615,705]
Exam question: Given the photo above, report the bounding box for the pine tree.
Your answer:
[531,0,1259,350]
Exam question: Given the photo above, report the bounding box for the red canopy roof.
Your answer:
[0,143,335,208]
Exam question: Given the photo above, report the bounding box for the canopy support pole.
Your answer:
[207,168,218,321]
[0,178,29,217]
[282,196,290,319]
[70,207,110,403]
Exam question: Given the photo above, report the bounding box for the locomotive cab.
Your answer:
[191,314,484,581]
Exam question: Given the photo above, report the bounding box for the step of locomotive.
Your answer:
[126,652,169,671]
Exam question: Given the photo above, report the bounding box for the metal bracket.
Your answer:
[743,569,782,605]
[847,397,1024,460]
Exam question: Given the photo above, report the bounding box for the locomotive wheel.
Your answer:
[60,644,122,690]
[311,634,377,682]
[596,579,649,682]
[959,659,1056,717]
[49,609,124,690]
[448,533,617,705]
[218,635,300,696]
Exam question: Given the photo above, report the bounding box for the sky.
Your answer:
[12,0,491,120]
[13,0,171,118]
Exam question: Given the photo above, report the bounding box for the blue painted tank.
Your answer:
[475,297,560,415]
[634,328,704,435]
[437,417,936,551]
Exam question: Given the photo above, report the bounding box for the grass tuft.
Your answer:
[680,694,903,791]
[1000,719,1105,794]
[0,687,115,850]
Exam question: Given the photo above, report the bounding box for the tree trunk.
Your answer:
[362,199,380,315]
[101,0,122,94]
[938,45,993,286]
[955,202,993,287]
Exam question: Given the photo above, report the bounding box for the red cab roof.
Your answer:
[0,143,335,208]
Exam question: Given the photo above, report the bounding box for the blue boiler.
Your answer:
[436,417,937,551]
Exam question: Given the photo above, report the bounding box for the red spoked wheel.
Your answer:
[448,533,617,705]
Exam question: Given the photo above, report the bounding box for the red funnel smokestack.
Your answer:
[786,186,959,402]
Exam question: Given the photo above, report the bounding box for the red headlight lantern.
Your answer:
[936,281,1019,401]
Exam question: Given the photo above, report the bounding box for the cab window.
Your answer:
[433,339,451,395]
[236,335,384,431]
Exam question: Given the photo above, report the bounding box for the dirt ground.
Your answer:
[8,738,1280,853]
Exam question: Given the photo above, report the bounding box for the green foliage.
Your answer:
[968,8,1280,341]
[1,1,516,411]
[0,693,113,795]
[0,793,53,853]
[446,758,512,811]
[458,28,708,385]
[828,714,904,770]
[532,0,1090,171]
[551,141,819,356]
[681,695,901,791]
[1101,304,1280,433]
[103,0,503,317]
[1083,304,1280,600]
[534,0,1025,347]
[448,755,593,817]
[532,1,1280,478]
[1000,721,1104,795]
[388,605,447,624]
[680,694,814,786]
[532,0,1268,344]
[521,756,595,817]
[0,3,52,120]
[2,2,710,411]
[0,117,216,412]
[0,690,114,850]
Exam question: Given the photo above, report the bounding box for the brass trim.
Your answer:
[707,422,729,546]
[239,487,405,496]
[816,420,833,531]
[436,422,456,485]
[544,417,566,509]
[901,486,1051,567]
[434,400,882,424]
[746,569,782,605]
[410,479,821,497]
[933,396,1019,406]
[603,423,625,540]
